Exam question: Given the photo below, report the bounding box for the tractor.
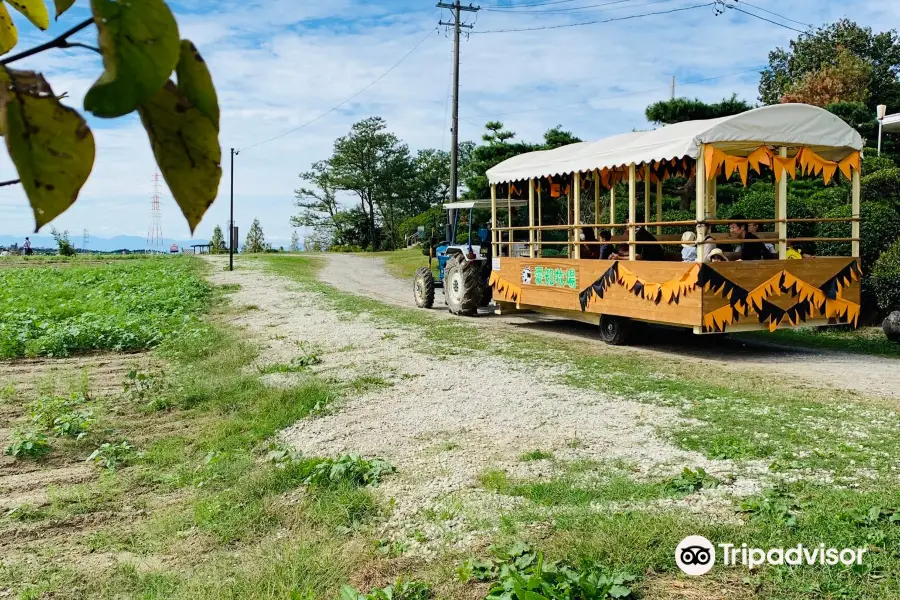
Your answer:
[413,199,527,316]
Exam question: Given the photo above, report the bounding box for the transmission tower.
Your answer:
[82,229,89,253]
[147,171,164,253]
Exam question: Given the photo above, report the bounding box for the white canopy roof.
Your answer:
[883,112,900,133]
[444,199,527,210]
[487,104,864,184]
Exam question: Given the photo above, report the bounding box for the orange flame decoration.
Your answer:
[578,262,701,311]
[488,271,522,304]
[700,261,861,332]
[704,146,861,187]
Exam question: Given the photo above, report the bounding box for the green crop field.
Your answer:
[0,258,211,358]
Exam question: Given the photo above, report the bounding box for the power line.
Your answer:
[482,0,631,12]
[738,1,810,28]
[480,0,582,8]
[467,66,764,117]
[473,2,713,33]
[724,4,807,33]
[238,27,438,153]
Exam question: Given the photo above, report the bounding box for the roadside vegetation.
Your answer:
[0,258,210,358]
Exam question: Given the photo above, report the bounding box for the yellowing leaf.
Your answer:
[5,0,49,30]
[84,0,180,118]
[176,40,218,129]
[53,0,75,18]
[138,81,221,233]
[0,68,95,231]
[0,3,18,55]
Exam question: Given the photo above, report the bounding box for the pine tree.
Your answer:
[210,225,226,254]
[289,230,301,252]
[242,219,267,253]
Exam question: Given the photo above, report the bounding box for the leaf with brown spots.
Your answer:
[0,3,18,55]
[84,0,180,118]
[5,0,48,30]
[0,67,95,231]
[53,0,75,19]
[138,81,221,233]
[176,39,218,130]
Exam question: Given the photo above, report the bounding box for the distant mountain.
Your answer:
[0,234,208,253]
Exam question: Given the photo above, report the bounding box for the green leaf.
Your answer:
[138,81,221,233]
[609,584,632,598]
[176,40,218,130]
[0,3,18,55]
[0,68,95,231]
[338,585,363,600]
[53,0,75,18]
[84,0,180,118]
[5,0,48,30]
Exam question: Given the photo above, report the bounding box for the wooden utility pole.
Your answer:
[438,1,479,205]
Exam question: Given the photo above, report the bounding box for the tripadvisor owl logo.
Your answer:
[676,536,715,576]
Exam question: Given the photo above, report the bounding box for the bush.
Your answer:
[5,429,52,459]
[862,154,898,176]
[872,239,900,313]
[817,202,900,268]
[861,167,900,210]
[806,184,850,217]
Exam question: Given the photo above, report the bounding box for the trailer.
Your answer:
[482,103,863,344]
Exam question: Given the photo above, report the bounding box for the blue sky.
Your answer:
[0,0,897,245]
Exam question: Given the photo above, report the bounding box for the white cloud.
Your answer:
[0,0,894,244]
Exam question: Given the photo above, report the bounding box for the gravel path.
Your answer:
[205,259,763,556]
[320,254,900,401]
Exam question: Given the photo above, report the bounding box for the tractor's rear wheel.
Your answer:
[444,254,482,316]
[599,315,632,345]
[413,266,435,309]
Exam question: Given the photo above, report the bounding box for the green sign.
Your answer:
[534,266,577,290]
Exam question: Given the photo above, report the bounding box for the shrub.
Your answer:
[660,209,695,235]
[5,429,52,459]
[861,167,900,210]
[871,239,900,313]
[51,410,94,440]
[862,154,898,176]
[817,202,900,268]
[303,455,395,487]
[88,441,136,471]
[28,393,86,430]
[806,184,850,217]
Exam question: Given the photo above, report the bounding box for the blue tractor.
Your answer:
[414,199,527,316]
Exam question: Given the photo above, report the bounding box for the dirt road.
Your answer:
[320,253,900,400]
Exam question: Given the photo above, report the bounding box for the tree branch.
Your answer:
[0,18,94,66]
[0,179,20,187]
[59,41,101,55]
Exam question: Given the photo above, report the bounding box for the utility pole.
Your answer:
[438,1,479,204]
[671,75,676,100]
[229,147,238,271]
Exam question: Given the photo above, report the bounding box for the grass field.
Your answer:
[0,258,210,358]
[368,247,438,280]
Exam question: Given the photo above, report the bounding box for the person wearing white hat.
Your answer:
[707,248,728,262]
[680,231,697,262]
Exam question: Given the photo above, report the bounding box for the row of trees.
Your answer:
[208,221,302,254]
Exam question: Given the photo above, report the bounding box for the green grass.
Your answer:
[741,326,900,358]
[368,247,439,280]
[0,257,211,358]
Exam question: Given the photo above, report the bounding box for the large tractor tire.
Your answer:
[444,254,482,316]
[413,266,435,309]
[599,315,632,346]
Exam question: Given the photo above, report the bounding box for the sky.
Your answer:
[0,0,898,246]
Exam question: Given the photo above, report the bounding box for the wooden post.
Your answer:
[537,183,543,256]
[573,172,582,259]
[610,176,616,234]
[643,164,651,228]
[594,169,601,234]
[655,178,663,236]
[852,167,861,258]
[777,146,788,259]
[507,186,513,257]
[628,164,637,261]
[695,147,707,263]
[528,178,535,258]
[490,184,497,257]
[707,176,717,218]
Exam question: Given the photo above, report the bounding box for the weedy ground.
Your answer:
[0,255,898,600]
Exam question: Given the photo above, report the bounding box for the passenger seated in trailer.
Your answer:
[728,214,775,261]
[598,230,616,259]
[748,221,776,256]
[680,231,697,262]
[707,248,728,262]
[634,225,664,261]
[579,228,601,259]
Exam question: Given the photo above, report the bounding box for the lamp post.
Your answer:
[877,104,887,156]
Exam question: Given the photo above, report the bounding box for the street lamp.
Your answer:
[877,104,887,156]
